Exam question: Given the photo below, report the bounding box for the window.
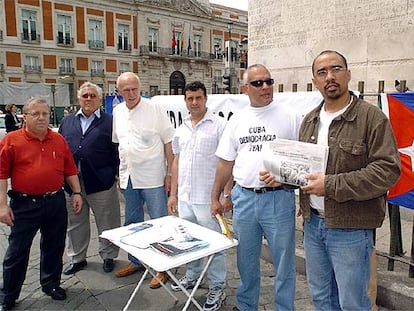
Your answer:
[118,24,130,51]
[89,20,103,49]
[148,28,158,52]
[119,62,130,74]
[24,56,40,72]
[176,31,182,54]
[57,15,72,45]
[60,58,73,74]
[91,60,104,75]
[214,38,222,59]
[22,10,38,42]
[194,34,201,57]
[213,69,222,93]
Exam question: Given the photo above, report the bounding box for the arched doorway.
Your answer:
[169,71,185,95]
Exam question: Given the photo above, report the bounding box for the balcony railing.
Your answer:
[118,44,132,52]
[91,68,104,76]
[119,69,130,74]
[0,30,3,41]
[21,32,40,43]
[59,67,74,74]
[57,36,74,47]
[89,40,104,50]
[139,45,215,61]
[24,65,41,73]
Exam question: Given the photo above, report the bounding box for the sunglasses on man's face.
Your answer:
[81,93,97,99]
[248,78,275,88]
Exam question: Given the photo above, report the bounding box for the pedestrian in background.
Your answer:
[168,81,232,311]
[59,82,120,275]
[4,104,22,133]
[0,97,82,311]
[261,50,401,310]
[211,64,300,311]
[113,72,174,289]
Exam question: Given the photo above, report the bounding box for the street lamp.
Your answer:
[226,22,234,93]
[50,84,57,126]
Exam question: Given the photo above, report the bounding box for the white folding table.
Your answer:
[100,215,238,311]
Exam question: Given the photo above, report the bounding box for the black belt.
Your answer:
[241,186,283,193]
[8,189,62,201]
[310,207,325,218]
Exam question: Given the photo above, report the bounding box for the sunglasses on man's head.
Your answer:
[81,93,97,99]
[248,78,275,88]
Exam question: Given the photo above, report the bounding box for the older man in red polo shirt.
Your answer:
[0,97,82,311]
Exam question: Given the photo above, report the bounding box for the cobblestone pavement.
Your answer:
[1,198,411,310]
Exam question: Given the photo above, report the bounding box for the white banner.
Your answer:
[152,91,323,128]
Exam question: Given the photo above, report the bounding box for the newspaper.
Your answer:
[263,139,329,187]
[150,237,209,256]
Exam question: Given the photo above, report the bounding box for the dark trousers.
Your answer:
[1,190,67,304]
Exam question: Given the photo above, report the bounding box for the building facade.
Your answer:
[0,0,247,109]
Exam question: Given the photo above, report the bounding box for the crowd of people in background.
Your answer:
[0,50,402,311]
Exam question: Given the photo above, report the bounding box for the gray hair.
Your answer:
[22,97,49,114]
[77,81,103,99]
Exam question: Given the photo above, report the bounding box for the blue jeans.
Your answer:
[122,177,168,267]
[178,201,226,290]
[304,212,373,311]
[232,184,296,311]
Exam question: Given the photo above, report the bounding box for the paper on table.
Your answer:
[150,236,209,256]
[263,139,329,187]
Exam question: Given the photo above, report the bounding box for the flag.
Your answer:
[187,25,192,54]
[381,92,414,209]
[180,31,185,53]
[172,28,176,50]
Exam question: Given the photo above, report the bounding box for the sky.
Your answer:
[209,0,248,11]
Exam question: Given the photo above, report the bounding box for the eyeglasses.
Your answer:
[81,93,98,99]
[248,78,275,88]
[26,112,50,118]
[315,66,347,78]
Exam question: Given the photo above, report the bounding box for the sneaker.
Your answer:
[170,275,197,292]
[203,287,226,311]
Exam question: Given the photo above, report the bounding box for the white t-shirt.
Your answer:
[310,103,350,211]
[112,97,175,189]
[172,110,226,204]
[216,100,300,188]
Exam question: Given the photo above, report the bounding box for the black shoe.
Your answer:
[103,259,114,272]
[63,260,87,275]
[0,301,15,311]
[42,286,66,300]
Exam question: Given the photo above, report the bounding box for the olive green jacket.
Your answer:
[299,93,401,229]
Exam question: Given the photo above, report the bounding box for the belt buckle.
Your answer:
[253,188,265,193]
[43,191,57,198]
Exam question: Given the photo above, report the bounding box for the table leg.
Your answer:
[181,255,215,311]
[123,268,149,311]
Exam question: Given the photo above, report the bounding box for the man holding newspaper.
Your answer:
[261,50,401,311]
[211,64,300,311]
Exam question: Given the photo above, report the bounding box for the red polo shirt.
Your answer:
[0,128,78,194]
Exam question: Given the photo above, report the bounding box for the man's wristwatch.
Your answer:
[223,193,232,200]
[72,192,82,196]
